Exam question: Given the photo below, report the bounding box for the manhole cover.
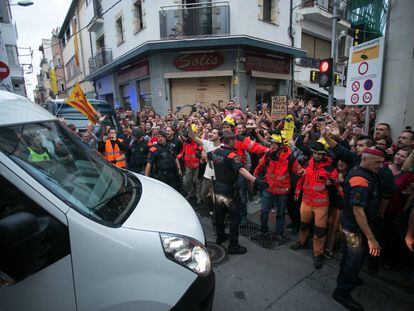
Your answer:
[206,242,228,266]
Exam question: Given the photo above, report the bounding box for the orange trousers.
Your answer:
[298,202,329,257]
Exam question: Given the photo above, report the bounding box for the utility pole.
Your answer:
[328,0,338,116]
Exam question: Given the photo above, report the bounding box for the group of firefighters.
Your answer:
[84,99,414,311]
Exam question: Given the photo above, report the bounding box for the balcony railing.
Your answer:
[159,2,230,40]
[302,0,350,22]
[88,48,112,73]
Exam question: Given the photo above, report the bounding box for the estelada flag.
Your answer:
[66,82,99,124]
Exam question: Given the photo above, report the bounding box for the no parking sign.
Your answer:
[345,37,384,106]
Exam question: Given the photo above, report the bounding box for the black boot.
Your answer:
[333,289,364,311]
[216,233,229,244]
[313,255,324,269]
[228,244,247,255]
[290,242,307,250]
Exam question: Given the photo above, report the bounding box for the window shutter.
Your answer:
[142,3,146,28]
[271,0,280,25]
[257,0,264,20]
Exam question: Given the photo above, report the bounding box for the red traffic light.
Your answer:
[320,60,329,73]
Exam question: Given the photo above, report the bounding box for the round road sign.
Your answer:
[351,93,359,104]
[358,62,369,75]
[363,92,372,104]
[364,79,373,91]
[352,81,360,92]
[0,61,10,80]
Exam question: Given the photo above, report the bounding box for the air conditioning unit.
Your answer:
[338,35,353,59]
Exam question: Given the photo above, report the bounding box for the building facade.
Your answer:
[0,0,26,96]
[53,0,352,114]
[83,0,306,114]
[58,0,94,97]
[376,0,414,139]
[51,28,67,99]
[293,0,351,104]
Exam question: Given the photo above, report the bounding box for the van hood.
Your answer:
[122,174,205,244]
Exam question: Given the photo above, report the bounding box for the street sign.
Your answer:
[0,61,10,80]
[270,96,287,120]
[345,37,384,106]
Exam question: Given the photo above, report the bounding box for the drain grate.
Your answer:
[206,242,228,266]
[240,221,282,250]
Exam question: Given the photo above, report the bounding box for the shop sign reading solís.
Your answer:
[174,53,224,71]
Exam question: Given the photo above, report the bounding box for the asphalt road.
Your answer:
[199,216,414,311]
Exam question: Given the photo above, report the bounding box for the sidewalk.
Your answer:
[197,201,414,311]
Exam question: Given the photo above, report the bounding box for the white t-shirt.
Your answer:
[202,140,221,179]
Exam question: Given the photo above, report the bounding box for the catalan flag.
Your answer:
[66,82,99,124]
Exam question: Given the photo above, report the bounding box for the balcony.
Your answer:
[87,0,104,32]
[300,0,350,31]
[159,2,230,40]
[88,48,112,74]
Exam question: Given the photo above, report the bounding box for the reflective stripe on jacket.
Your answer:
[295,156,336,207]
[104,139,126,168]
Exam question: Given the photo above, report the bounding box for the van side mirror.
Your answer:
[0,212,49,282]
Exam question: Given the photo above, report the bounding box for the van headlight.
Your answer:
[160,233,211,277]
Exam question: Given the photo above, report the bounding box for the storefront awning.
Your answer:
[86,35,306,81]
[296,81,346,102]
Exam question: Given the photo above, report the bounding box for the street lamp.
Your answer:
[9,1,34,7]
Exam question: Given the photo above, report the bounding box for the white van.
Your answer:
[0,91,215,311]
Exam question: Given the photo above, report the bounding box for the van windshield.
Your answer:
[0,120,141,226]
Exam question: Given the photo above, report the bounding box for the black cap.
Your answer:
[311,142,327,153]
[132,128,144,138]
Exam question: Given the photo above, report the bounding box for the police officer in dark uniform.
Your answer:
[124,128,150,174]
[333,148,385,311]
[145,130,182,191]
[208,131,267,255]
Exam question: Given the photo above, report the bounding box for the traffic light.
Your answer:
[319,58,333,88]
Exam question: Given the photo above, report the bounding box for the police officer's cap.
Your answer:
[157,130,167,138]
[132,128,144,138]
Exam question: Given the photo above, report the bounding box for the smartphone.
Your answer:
[317,117,325,122]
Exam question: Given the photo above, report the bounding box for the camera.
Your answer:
[317,117,325,122]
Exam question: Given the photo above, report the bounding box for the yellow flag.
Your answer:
[49,68,58,95]
[73,20,79,67]
[283,114,295,142]
[66,82,99,124]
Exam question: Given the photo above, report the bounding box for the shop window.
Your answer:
[258,0,279,24]
[132,0,144,34]
[137,78,151,109]
[115,15,125,46]
[120,84,131,110]
[5,45,18,67]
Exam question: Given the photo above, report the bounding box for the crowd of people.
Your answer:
[72,98,414,311]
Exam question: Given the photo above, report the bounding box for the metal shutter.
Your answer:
[171,77,230,115]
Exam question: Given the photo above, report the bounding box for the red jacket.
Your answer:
[235,136,269,164]
[295,156,338,207]
[254,146,301,195]
[178,140,202,169]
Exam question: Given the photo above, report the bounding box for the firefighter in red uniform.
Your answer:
[178,125,203,204]
[291,141,341,269]
[253,131,303,244]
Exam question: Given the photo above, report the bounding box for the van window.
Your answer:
[0,121,141,227]
[0,175,70,285]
